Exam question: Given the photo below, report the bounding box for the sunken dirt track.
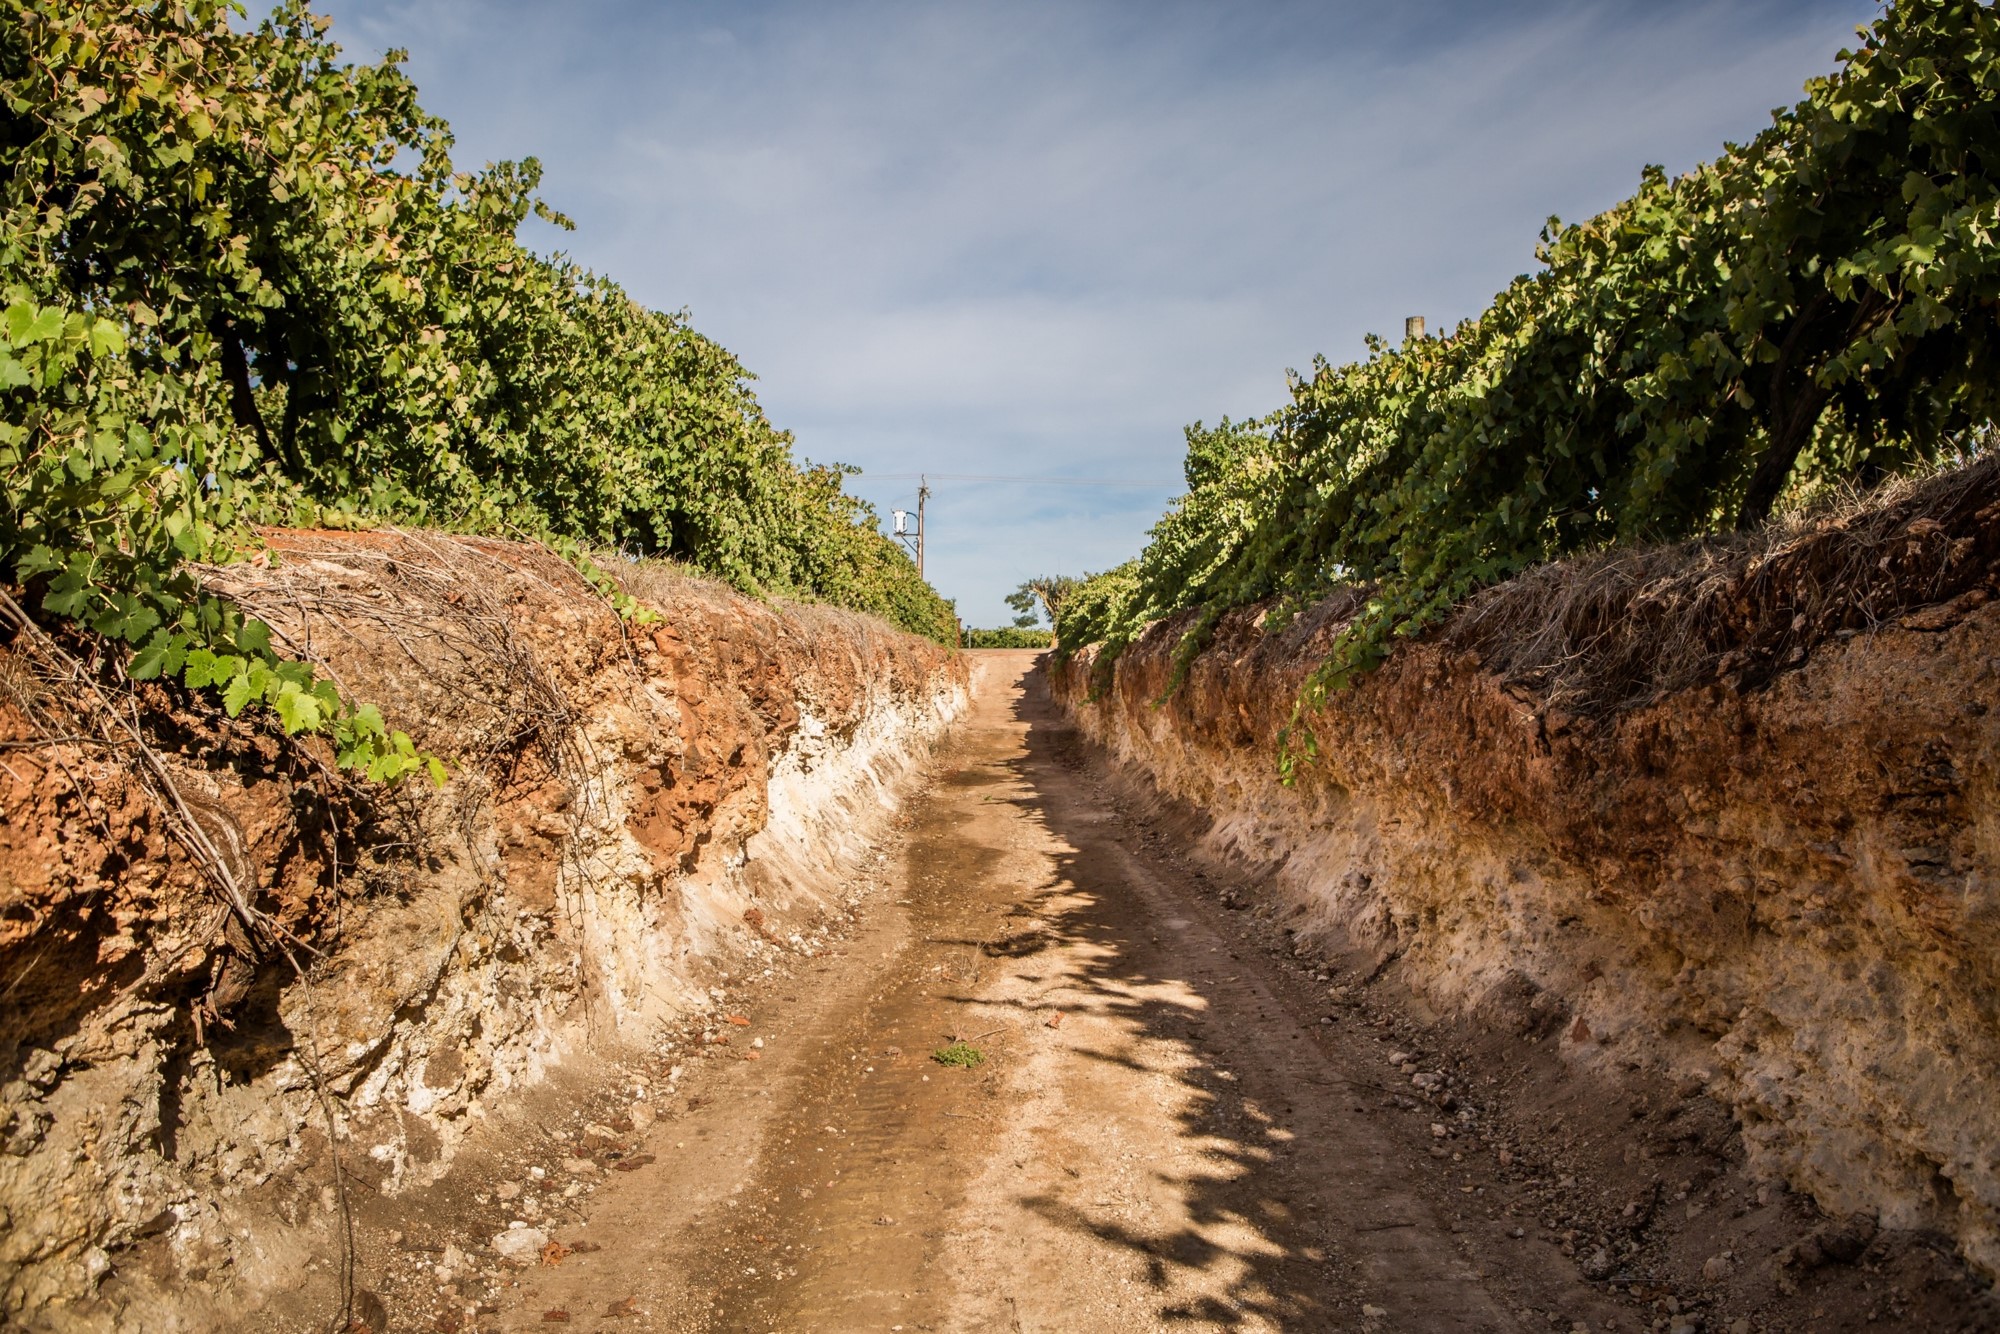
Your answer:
[481,649,1651,1334]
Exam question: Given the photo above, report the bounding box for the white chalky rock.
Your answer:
[492,1226,548,1264]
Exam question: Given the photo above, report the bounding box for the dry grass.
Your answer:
[596,548,923,661]
[590,548,744,612]
[774,598,906,662]
[203,529,592,781]
[1444,453,2000,716]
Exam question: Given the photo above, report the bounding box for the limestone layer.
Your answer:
[0,531,967,1328]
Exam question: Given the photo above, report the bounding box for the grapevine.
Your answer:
[0,0,954,787]
[1057,0,2000,745]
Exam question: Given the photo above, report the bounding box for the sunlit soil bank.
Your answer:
[1053,460,2000,1279]
[0,530,966,1329]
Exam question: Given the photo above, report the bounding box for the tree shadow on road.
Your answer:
[929,661,1370,1329]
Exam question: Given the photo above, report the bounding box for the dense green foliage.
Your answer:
[963,626,1052,649]
[0,1,951,780]
[1058,0,2000,723]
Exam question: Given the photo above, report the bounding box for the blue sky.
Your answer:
[316,0,1879,627]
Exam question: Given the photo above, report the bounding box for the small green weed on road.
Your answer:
[931,1042,985,1068]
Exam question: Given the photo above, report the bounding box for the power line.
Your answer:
[854,471,1179,487]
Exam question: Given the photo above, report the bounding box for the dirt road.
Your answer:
[469,650,1650,1333]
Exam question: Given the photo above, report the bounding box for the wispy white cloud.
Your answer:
[318,0,1880,623]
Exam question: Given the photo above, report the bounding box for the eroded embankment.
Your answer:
[1053,463,2000,1278]
[0,531,966,1330]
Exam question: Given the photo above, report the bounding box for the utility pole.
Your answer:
[892,476,932,576]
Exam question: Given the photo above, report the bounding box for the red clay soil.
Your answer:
[0,529,964,1329]
[1051,466,2000,1327]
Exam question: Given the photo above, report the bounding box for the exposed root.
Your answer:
[1445,453,2000,715]
[0,592,369,1329]
[0,591,276,948]
[201,529,592,789]
[0,526,966,1328]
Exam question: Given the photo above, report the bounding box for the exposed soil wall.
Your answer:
[0,531,966,1331]
[1052,477,2000,1280]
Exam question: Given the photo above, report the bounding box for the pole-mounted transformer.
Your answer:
[893,476,929,576]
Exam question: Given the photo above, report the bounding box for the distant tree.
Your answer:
[1007,576,1080,628]
[963,626,1054,648]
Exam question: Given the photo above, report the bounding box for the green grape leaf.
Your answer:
[221,666,257,717]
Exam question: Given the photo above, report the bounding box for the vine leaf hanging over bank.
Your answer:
[0,0,955,787]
